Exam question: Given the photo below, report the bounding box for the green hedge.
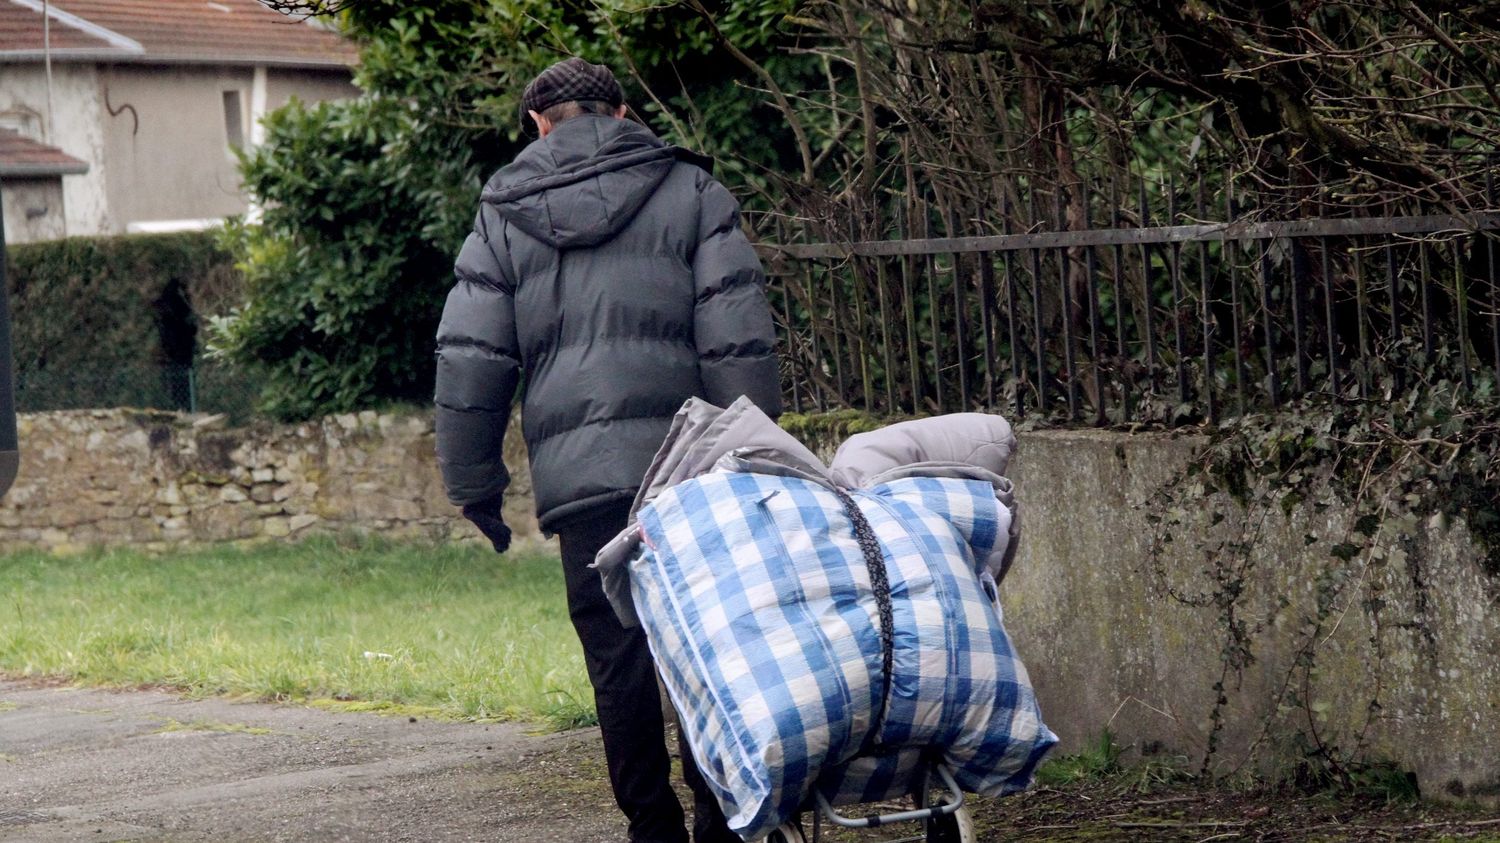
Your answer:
[4,232,251,414]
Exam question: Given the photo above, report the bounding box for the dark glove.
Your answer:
[461,498,511,554]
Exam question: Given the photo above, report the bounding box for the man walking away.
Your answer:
[433,58,781,843]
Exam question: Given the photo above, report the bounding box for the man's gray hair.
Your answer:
[539,99,618,126]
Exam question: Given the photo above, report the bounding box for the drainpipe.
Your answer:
[250,65,267,147]
[42,0,54,143]
[246,64,267,223]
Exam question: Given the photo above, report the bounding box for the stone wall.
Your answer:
[1004,430,1500,803]
[0,409,538,553]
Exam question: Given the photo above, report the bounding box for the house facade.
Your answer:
[0,127,86,242]
[0,0,358,243]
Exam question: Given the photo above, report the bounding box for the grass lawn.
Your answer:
[0,537,596,728]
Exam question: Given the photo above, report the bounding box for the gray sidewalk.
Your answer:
[0,679,623,842]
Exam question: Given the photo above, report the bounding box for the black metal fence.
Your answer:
[760,181,1500,424]
[0,197,16,497]
[15,358,263,422]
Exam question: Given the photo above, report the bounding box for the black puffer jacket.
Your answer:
[434,115,781,530]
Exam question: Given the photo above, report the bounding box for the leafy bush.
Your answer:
[210,96,478,420]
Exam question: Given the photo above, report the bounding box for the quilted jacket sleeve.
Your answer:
[692,178,782,416]
[434,210,522,506]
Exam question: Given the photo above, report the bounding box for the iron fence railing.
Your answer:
[760,189,1500,424]
[15,358,263,422]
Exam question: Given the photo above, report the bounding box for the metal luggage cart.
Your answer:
[767,760,974,843]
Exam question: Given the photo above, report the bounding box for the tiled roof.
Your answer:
[0,0,117,52]
[0,0,357,67]
[0,129,89,176]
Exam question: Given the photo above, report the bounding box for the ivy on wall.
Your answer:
[1145,348,1499,790]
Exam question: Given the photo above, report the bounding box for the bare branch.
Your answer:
[683,0,816,183]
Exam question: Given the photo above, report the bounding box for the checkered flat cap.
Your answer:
[522,58,624,117]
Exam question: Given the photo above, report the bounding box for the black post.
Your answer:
[1260,244,1281,408]
[1029,190,1049,415]
[1167,179,1188,404]
[1290,238,1310,395]
[1138,180,1159,393]
[1110,179,1133,421]
[1197,173,1216,423]
[1056,185,1080,421]
[0,183,18,499]
[947,211,971,411]
[1002,201,1025,419]
[1226,170,1246,415]
[1322,237,1341,397]
[1489,171,1500,382]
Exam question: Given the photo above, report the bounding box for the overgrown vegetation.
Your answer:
[751,0,1500,419]
[1034,731,1126,788]
[221,0,1500,426]
[1145,354,1500,792]
[5,232,242,411]
[488,735,1500,842]
[0,537,594,729]
[209,94,475,420]
[776,408,896,446]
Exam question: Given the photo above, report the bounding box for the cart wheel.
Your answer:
[925,793,974,843]
[766,819,807,843]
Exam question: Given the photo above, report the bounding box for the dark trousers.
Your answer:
[556,501,739,843]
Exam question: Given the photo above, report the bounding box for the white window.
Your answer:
[223,90,245,150]
[0,109,43,141]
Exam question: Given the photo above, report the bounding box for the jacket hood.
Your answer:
[482,115,709,248]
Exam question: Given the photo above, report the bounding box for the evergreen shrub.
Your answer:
[4,232,244,412]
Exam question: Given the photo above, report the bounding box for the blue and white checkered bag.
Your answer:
[630,470,1056,840]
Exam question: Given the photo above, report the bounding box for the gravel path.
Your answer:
[0,678,624,842]
[8,678,1498,843]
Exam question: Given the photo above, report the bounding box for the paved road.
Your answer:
[0,679,624,842]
